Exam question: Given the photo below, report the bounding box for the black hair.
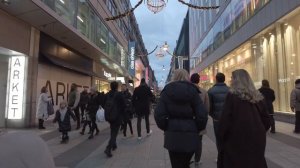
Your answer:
[295,79,300,85]
[190,73,200,84]
[216,73,225,83]
[110,81,118,91]
[261,79,270,88]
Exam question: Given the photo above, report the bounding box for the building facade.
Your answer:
[0,0,150,128]
[190,0,300,113]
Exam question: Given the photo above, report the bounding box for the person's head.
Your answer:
[110,81,118,91]
[121,84,127,91]
[295,79,300,85]
[71,83,77,92]
[59,101,68,109]
[190,73,200,84]
[90,86,97,94]
[41,86,47,93]
[171,69,190,82]
[216,73,225,83]
[261,79,270,88]
[230,69,263,103]
[83,88,88,93]
[140,78,146,85]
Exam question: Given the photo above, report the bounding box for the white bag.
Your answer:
[96,106,105,122]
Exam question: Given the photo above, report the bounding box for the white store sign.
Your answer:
[7,56,26,119]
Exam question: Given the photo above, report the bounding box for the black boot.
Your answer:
[104,148,113,157]
[38,119,45,129]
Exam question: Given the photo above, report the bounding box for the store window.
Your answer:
[95,79,110,93]
[200,7,300,113]
[77,0,90,37]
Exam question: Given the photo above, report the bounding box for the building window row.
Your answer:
[190,0,270,68]
[40,0,128,67]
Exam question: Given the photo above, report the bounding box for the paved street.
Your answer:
[6,116,300,168]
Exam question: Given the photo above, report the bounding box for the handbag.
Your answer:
[96,106,105,122]
[47,100,54,116]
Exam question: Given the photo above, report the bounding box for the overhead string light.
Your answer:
[105,0,219,21]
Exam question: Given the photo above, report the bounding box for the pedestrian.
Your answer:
[207,73,229,158]
[218,69,270,168]
[79,88,89,123]
[68,83,81,130]
[104,81,125,157]
[86,86,102,139]
[155,69,208,168]
[0,131,56,168]
[190,73,210,165]
[53,101,76,144]
[79,110,92,135]
[290,79,300,134]
[121,84,134,137]
[259,79,276,133]
[132,78,154,140]
[36,86,52,129]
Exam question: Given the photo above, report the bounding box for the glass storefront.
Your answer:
[190,0,271,69]
[95,79,110,93]
[199,7,300,113]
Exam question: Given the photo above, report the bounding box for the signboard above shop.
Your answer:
[128,41,135,76]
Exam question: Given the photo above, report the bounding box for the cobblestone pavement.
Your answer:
[6,115,300,168]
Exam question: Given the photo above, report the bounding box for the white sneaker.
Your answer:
[147,130,153,136]
[137,136,142,140]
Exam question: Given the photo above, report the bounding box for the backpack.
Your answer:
[104,92,118,122]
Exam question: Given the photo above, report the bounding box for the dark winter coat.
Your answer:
[132,84,154,116]
[53,108,76,132]
[208,83,229,121]
[259,87,275,114]
[104,90,126,123]
[122,90,133,120]
[86,92,105,117]
[155,81,208,153]
[218,92,271,168]
[79,91,90,106]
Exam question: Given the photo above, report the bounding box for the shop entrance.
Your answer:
[0,52,9,127]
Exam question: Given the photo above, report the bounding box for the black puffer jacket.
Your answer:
[155,81,208,153]
[259,87,275,114]
[208,83,229,120]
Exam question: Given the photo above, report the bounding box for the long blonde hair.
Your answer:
[171,69,190,82]
[230,69,263,103]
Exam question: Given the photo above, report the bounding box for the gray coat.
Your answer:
[290,84,300,111]
[208,83,229,121]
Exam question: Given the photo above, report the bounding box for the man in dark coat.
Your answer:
[104,81,125,157]
[259,79,276,133]
[79,88,89,122]
[132,78,154,139]
[207,73,229,153]
[121,84,134,137]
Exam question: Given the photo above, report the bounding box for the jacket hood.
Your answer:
[162,81,199,102]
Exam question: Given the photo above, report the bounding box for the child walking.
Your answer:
[53,101,76,144]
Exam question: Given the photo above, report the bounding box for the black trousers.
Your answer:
[137,114,150,137]
[213,121,220,152]
[194,135,203,162]
[62,131,69,141]
[295,111,300,132]
[80,104,86,119]
[123,119,133,136]
[270,115,276,132]
[82,121,92,133]
[106,121,121,151]
[73,106,80,128]
[90,115,99,135]
[169,151,194,168]
[38,119,45,128]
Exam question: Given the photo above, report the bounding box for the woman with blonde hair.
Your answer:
[155,69,208,168]
[218,69,270,168]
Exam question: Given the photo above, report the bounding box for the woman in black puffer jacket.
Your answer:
[155,69,208,168]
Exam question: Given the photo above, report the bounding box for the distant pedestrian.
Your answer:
[68,84,81,129]
[207,73,229,156]
[218,69,270,168]
[121,84,134,137]
[104,81,125,157]
[79,88,89,122]
[86,86,102,139]
[36,86,52,129]
[190,73,210,165]
[53,101,76,144]
[290,79,300,134]
[132,78,154,140]
[155,69,208,168]
[259,79,276,133]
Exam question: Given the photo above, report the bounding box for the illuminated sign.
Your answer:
[128,41,135,76]
[104,71,112,78]
[7,56,26,119]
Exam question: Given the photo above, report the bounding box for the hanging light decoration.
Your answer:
[146,0,167,14]
[156,48,165,58]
